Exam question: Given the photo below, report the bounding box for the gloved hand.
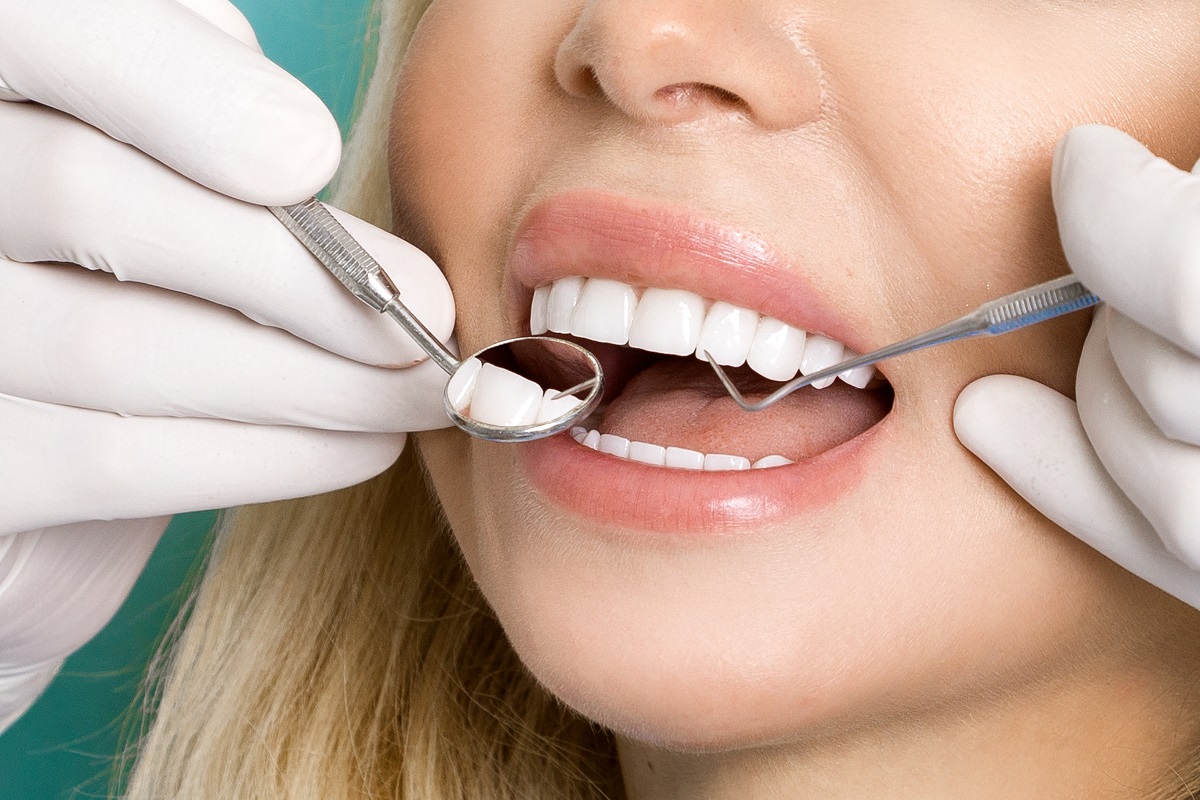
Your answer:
[955,124,1200,609]
[0,0,454,730]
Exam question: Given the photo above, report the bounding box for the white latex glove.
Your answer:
[0,0,455,730]
[955,124,1200,609]
[0,519,166,733]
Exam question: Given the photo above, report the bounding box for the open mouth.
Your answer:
[528,275,894,470]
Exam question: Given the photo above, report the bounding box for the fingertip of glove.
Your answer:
[173,0,263,52]
[954,374,1031,421]
[1057,124,1148,162]
[1052,125,1148,202]
[352,432,410,484]
[953,376,1001,452]
[953,375,1057,452]
[221,85,344,205]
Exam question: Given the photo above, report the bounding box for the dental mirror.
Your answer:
[444,335,603,442]
[270,199,602,442]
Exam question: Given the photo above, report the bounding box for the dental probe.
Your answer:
[706,275,1100,412]
[269,198,603,442]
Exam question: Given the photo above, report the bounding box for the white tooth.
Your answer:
[627,288,705,355]
[530,284,552,334]
[598,433,631,458]
[746,317,806,381]
[703,453,751,471]
[665,446,705,470]
[445,356,483,412]
[582,429,601,450]
[628,441,667,466]
[570,427,587,442]
[570,278,637,345]
[547,276,586,333]
[465,363,543,427]
[535,388,585,423]
[839,366,876,389]
[800,334,845,390]
[695,302,759,366]
[836,351,876,389]
[752,455,795,469]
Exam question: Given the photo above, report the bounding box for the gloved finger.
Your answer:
[1051,124,1200,355]
[0,261,451,432]
[0,394,406,536]
[1107,307,1200,446]
[171,0,262,50]
[1076,311,1200,569]
[0,0,340,204]
[0,0,263,101]
[0,518,168,666]
[0,103,454,367]
[1,663,61,734]
[954,375,1200,610]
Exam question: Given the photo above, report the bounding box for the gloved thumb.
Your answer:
[953,374,1200,607]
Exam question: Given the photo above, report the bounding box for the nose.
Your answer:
[554,0,824,130]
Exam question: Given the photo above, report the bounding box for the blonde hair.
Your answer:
[117,2,1200,797]
[120,3,618,797]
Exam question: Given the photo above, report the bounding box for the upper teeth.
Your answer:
[530,277,875,389]
[446,356,585,428]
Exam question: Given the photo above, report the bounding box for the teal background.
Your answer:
[0,2,372,797]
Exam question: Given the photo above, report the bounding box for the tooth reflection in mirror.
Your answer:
[443,335,604,442]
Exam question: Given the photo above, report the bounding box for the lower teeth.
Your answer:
[570,428,794,471]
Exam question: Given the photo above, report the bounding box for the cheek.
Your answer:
[390,1,570,337]
[824,5,1200,397]
[912,14,1199,273]
[415,428,479,561]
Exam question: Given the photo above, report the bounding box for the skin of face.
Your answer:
[390,0,1200,793]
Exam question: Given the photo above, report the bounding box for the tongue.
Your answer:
[600,359,891,462]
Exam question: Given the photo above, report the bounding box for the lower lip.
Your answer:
[518,415,893,533]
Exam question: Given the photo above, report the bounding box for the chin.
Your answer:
[497,583,862,752]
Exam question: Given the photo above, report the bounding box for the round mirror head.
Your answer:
[443,335,604,442]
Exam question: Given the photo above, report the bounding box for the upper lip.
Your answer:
[505,189,882,364]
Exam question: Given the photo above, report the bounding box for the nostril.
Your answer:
[554,2,825,131]
[654,83,750,116]
[553,34,606,100]
[578,66,603,97]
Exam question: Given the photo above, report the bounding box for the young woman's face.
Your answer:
[392,0,1200,750]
